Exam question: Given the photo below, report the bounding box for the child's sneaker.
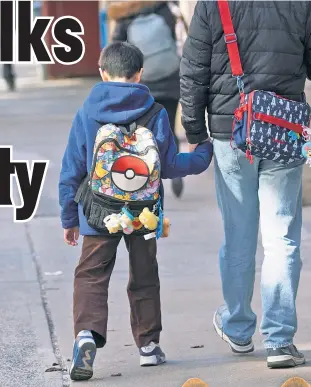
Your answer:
[139,341,166,366]
[70,330,96,381]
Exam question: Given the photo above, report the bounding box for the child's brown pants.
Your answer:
[73,234,162,348]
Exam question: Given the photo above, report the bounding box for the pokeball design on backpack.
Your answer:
[111,155,150,192]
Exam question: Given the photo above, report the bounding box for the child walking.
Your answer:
[59,42,213,381]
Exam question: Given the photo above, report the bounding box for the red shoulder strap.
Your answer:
[217,0,244,78]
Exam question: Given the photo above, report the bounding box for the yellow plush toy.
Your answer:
[104,214,121,234]
[139,208,159,231]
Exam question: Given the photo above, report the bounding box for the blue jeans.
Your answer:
[213,139,303,349]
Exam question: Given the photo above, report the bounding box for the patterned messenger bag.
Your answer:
[218,0,311,165]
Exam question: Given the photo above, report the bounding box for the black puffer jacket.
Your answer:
[180,1,311,144]
[110,1,180,101]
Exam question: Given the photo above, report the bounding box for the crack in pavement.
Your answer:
[24,223,70,387]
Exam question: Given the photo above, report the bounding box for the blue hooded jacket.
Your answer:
[59,82,213,235]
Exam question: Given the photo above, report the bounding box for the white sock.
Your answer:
[77,330,93,337]
[141,342,157,352]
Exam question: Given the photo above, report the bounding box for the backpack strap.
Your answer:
[74,175,89,203]
[122,103,163,136]
[136,102,163,128]
[217,0,244,92]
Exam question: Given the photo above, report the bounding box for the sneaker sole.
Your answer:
[213,312,254,354]
[140,354,166,367]
[267,355,306,369]
[70,340,96,381]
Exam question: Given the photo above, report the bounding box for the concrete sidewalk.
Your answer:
[0,73,311,387]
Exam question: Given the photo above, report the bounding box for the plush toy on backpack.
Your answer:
[139,208,159,231]
[104,214,122,234]
[119,207,134,234]
[161,217,170,238]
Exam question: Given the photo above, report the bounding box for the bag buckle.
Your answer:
[224,33,237,44]
[233,75,244,93]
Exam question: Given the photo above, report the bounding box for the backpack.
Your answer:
[75,103,164,235]
[218,0,311,165]
[127,13,180,82]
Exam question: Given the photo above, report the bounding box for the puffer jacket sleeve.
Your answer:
[180,1,212,145]
[305,2,311,80]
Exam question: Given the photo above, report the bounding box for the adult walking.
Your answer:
[108,1,184,198]
[180,1,311,368]
[3,65,15,91]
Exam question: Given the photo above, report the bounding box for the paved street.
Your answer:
[1,66,311,387]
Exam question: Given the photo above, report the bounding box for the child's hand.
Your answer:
[64,227,80,246]
[189,143,199,152]
[194,140,214,172]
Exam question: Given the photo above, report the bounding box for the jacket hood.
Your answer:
[84,82,154,125]
[107,1,164,20]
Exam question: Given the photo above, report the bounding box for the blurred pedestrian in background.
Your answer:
[3,65,15,92]
[108,1,184,198]
[33,0,41,18]
[168,1,188,58]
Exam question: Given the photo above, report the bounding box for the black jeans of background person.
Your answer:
[3,64,15,90]
[156,98,179,151]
